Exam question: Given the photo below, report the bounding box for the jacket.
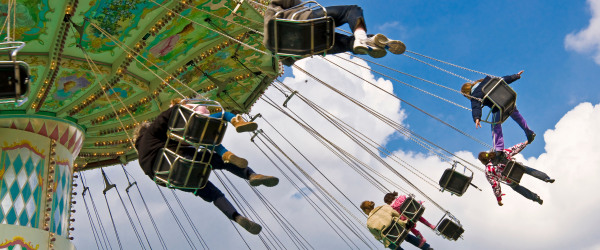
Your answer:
[367,205,406,247]
[485,141,528,201]
[470,74,521,122]
[135,106,177,177]
[263,0,313,52]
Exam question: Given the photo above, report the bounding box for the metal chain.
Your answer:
[406,50,498,78]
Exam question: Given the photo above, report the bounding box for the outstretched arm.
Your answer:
[507,141,528,157]
[471,98,483,128]
[502,70,524,84]
[485,164,504,205]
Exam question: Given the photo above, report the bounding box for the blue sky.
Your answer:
[73,0,600,249]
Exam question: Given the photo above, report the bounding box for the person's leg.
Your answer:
[209,144,248,169]
[492,111,504,151]
[405,233,431,250]
[509,183,543,204]
[210,154,255,179]
[510,107,536,143]
[410,227,427,247]
[524,166,554,182]
[311,6,365,32]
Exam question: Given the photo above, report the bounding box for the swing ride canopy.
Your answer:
[0,0,279,171]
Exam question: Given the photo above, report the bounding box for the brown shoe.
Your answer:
[235,215,262,235]
[249,174,279,187]
[222,151,248,168]
[231,115,258,133]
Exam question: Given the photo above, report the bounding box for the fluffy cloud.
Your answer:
[73,54,600,250]
[565,0,600,65]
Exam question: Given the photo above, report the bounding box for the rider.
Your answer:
[384,192,436,248]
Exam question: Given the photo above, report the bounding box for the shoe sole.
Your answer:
[373,34,406,55]
[236,123,258,133]
[228,155,248,168]
[237,218,262,235]
[249,177,279,187]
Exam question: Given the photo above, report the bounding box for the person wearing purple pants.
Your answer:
[461,70,536,151]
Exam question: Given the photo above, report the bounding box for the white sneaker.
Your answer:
[372,34,406,55]
[353,37,387,58]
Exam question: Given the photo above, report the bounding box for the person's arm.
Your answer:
[471,98,483,128]
[485,164,504,205]
[507,141,528,157]
[147,106,176,139]
[502,70,524,84]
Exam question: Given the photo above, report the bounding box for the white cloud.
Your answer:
[73,53,600,250]
[565,0,600,65]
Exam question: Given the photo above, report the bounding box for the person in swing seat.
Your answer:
[384,192,436,248]
[263,0,406,61]
[361,201,434,250]
[478,141,555,206]
[133,100,279,235]
[170,98,255,168]
[460,70,536,151]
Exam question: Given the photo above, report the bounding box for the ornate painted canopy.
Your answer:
[0,0,279,170]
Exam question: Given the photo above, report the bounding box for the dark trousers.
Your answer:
[176,147,256,220]
[508,166,548,202]
[309,5,365,54]
[388,233,431,250]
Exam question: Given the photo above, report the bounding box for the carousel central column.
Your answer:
[0,114,84,250]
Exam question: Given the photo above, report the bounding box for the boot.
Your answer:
[231,115,258,133]
[249,174,279,187]
[222,151,248,168]
[372,34,406,55]
[235,215,262,235]
[353,36,387,58]
[527,132,536,144]
[544,177,555,183]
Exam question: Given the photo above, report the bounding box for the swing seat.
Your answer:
[437,218,464,241]
[382,217,410,248]
[397,196,425,222]
[439,168,472,196]
[501,161,526,184]
[168,104,228,146]
[481,77,517,125]
[266,1,335,57]
[0,61,30,100]
[153,148,212,190]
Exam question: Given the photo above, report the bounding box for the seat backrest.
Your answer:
[438,218,464,241]
[168,105,227,145]
[481,78,517,124]
[0,61,30,99]
[382,218,409,245]
[439,168,472,196]
[397,196,425,222]
[266,17,335,56]
[153,148,212,190]
[501,161,526,184]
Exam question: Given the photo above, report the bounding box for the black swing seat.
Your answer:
[153,148,212,190]
[501,160,526,184]
[0,61,30,100]
[480,77,517,125]
[168,104,228,146]
[382,217,410,248]
[266,1,335,57]
[437,218,464,241]
[397,196,425,222]
[439,168,472,196]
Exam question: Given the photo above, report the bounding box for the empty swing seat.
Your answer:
[437,218,464,241]
[481,77,517,125]
[168,104,228,146]
[439,168,472,196]
[153,148,212,190]
[266,2,335,57]
[382,217,410,248]
[397,196,425,222]
[0,61,30,99]
[501,161,526,184]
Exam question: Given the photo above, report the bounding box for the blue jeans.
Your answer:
[508,166,548,202]
[309,5,365,54]
[177,147,256,220]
